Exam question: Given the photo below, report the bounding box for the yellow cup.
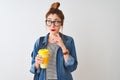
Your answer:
[38,49,50,68]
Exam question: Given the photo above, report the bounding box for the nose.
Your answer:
[51,22,55,27]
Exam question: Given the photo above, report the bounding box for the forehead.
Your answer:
[47,14,61,20]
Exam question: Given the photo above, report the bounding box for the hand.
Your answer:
[50,34,64,47]
[35,54,43,69]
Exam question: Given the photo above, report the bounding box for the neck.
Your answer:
[49,32,59,37]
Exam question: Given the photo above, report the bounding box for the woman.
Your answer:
[30,2,78,80]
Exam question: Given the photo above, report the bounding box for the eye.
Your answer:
[46,20,52,24]
[46,20,51,22]
[55,20,61,23]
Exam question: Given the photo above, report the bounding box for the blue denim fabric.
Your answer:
[30,33,78,80]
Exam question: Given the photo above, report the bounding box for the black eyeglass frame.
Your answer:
[45,20,61,26]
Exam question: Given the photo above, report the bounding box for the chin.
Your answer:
[50,32,59,35]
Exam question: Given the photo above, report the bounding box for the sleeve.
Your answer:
[64,55,74,66]
[64,38,78,72]
[29,39,41,74]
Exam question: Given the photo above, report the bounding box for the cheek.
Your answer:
[57,27,61,30]
[46,26,50,29]
[56,27,61,31]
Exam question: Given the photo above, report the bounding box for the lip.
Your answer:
[51,29,56,31]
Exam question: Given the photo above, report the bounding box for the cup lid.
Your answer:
[38,49,50,54]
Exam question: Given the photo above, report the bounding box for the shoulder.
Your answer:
[62,34,74,41]
[34,33,49,46]
[34,36,45,46]
[61,33,75,44]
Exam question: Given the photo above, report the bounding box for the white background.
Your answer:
[0,0,120,80]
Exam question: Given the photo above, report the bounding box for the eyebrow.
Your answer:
[47,18,61,21]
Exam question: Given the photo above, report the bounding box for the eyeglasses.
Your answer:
[45,20,61,26]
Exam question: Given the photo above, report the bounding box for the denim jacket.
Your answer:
[30,33,78,80]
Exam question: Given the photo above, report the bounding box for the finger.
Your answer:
[36,55,42,60]
[38,60,43,64]
[35,57,43,64]
[56,34,60,37]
